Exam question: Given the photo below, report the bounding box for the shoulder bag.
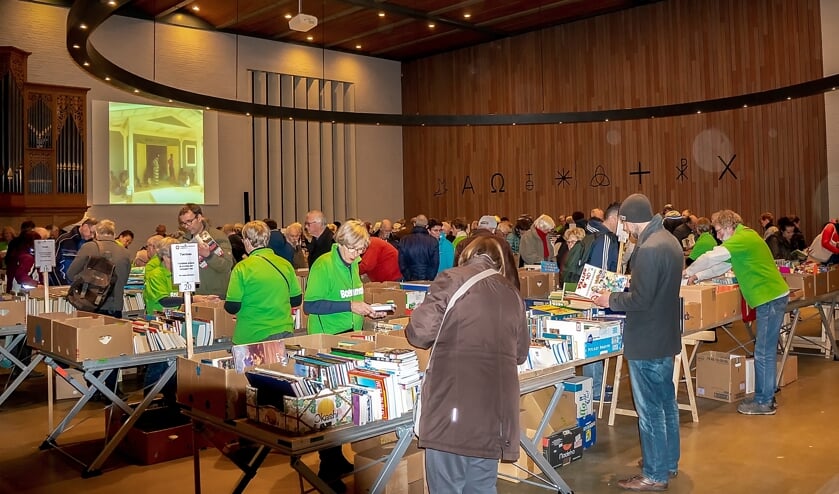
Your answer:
[414,268,497,438]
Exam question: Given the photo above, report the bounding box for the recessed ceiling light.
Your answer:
[107,0,117,6]
[697,110,701,114]
[463,13,471,19]
[743,104,748,108]
[786,96,792,100]
[306,35,314,41]
[833,87,837,91]
[605,119,609,122]
[72,44,80,49]
[192,5,199,11]
[134,89,139,93]
[355,44,362,49]
[79,24,87,29]
[378,11,385,17]
[105,76,110,81]
[205,107,210,110]
[428,23,435,28]
[289,117,293,120]
[284,13,292,19]
[168,99,173,102]
[246,113,251,116]
[83,62,89,66]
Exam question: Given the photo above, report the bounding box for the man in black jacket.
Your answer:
[398,215,439,281]
[305,210,334,268]
[593,193,683,491]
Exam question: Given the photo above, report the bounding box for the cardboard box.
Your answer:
[815,271,829,296]
[354,441,425,494]
[696,351,748,402]
[545,318,623,359]
[559,376,594,419]
[192,301,236,339]
[680,285,741,329]
[51,317,133,361]
[26,312,79,351]
[106,403,196,465]
[576,414,596,449]
[177,350,249,420]
[518,272,551,299]
[777,355,798,387]
[55,368,87,400]
[351,432,399,453]
[376,331,430,371]
[543,425,584,467]
[713,286,742,321]
[828,268,839,293]
[0,300,26,327]
[782,273,817,299]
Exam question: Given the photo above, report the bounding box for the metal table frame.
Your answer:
[185,351,621,494]
[0,324,45,408]
[40,343,230,477]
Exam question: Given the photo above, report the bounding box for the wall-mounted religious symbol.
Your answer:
[433,178,448,196]
[718,155,737,180]
[589,165,611,188]
[629,161,651,185]
[676,158,688,181]
[555,168,573,187]
[525,172,535,191]
[462,175,475,194]
[490,172,506,193]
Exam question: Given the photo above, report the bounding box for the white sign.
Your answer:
[171,242,200,286]
[34,239,56,269]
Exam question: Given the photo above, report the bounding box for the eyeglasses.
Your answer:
[345,245,366,254]
[180,215,199,227]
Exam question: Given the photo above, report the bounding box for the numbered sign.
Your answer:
[171,242,200,289]
[34,239,56,269]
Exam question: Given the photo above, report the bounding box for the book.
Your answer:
[232,340,286,373]
[574,263,629,300]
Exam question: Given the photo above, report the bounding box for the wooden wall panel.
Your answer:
[402,0,828,238]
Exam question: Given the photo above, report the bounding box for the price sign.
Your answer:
[34,239,56,269]
[171,242,200,288]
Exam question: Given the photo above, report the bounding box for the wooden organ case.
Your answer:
[0,46,89,228]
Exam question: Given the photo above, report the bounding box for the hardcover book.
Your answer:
[574,264,629,300]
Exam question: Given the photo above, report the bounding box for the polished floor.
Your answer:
[1,312,838,494]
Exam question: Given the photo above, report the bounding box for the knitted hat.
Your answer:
[620,193,654,223]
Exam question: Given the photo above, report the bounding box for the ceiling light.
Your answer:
[697,110,701,114]
[786,96,792,100]
[107,0,117,6]
[246,113,251,116]
[605,119,609,122]
[289,1,318,32]
[306,35,314,41]
[168,99,173,102]
[355,44,362,49]
[743,104,748,108]
[205,107,210,110]
[284,13,292,19]
[378,11,385,17]
[428,23,435,28]
[83,62,89,66]
[463,13,471,19]
[192,5,199,11]
[72,44,80,49]
[105,76,110,81]
[79,23,87,29]
[134,89,139,93]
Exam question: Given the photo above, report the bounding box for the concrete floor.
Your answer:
[1,312,838,494]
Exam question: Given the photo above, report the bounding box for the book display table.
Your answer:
[39,342,231,477]
[0,324,44,408]
[608,289,839,426]
[184,350,623,494]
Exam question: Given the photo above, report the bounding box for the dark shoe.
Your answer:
[737,400,776,415]
[618,474,668,491]
[637,458,678,478]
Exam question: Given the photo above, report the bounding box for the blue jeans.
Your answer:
[753,295,789,404]
[627,357,679,483]
[582,362,604,400]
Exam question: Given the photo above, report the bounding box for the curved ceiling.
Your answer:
[66,0,839,126]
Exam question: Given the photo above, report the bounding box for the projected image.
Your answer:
[108,103,204,204]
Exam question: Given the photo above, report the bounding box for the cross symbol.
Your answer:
[718,155,737,180]
[629,161,650,185]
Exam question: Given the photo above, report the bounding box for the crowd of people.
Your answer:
[2,200,838,493]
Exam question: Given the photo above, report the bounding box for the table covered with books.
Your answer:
[179,326,623,494]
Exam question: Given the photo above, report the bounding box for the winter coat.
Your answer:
[406,256,529,461]
[398,227,439,281]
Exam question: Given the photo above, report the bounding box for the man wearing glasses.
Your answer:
[304,209,334,268]
[178,203,233,296]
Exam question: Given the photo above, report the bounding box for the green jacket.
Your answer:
[724,224,788,307]
[689,232,717,261]
[144,256,174,315]
[303,244,364,334]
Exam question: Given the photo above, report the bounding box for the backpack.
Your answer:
[66,241,118,311]
[563,232,602,284]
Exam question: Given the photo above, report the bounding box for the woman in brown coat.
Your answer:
[406,236,529,493]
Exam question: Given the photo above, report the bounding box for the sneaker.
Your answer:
[636,458,678,478]
[737,400,776,415]
[617,474,668,491]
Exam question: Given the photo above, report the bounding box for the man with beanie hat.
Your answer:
[592,193,683,491]
[685,210,789,416]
